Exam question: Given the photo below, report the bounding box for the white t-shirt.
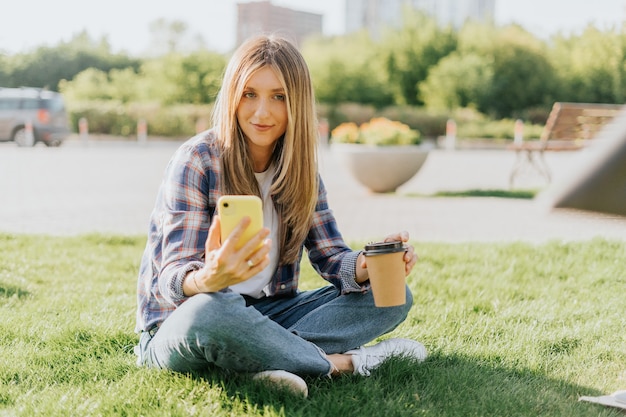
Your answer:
[228,166,280,298]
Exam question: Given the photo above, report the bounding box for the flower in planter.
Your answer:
[330,122,360,144]
[331,117,421,146]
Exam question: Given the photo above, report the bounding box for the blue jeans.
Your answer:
[137,285,413,377]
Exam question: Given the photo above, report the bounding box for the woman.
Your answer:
[135,34,427,396]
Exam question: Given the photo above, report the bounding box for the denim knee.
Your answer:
[401,284,414,318]
[373,284,413,329]
[180,292,250,334]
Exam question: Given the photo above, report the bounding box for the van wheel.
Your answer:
[13,127,36,147]
[44,139,62,147]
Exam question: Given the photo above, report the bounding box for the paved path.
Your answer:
[1,137,625,243]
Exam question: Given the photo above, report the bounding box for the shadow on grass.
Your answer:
[186,354,606,417]
[411,353,608,416]
[0,282,29,300]
[407,189,539,199]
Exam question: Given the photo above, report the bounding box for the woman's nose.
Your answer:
[254,99,270,117]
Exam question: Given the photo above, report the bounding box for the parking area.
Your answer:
[1,136,625,242]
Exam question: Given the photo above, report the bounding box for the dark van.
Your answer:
[0,87,71,147]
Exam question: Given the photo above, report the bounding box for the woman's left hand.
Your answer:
[384,231,418,275]
[356,230,418,283]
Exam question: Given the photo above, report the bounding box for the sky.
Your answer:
[1,0,625,55]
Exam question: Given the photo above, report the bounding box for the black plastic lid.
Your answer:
[363,240,406,255]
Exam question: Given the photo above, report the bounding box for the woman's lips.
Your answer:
[252,123,273,132]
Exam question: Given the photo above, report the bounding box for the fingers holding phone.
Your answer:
[218,195,271,279]
[193,197,271,294]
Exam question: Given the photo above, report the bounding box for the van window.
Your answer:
[0,98,21,110]
[42,97,65,112]
[21,99,40,110]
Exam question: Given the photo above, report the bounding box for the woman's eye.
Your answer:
[243,92,256,99]
[274,94,286,101]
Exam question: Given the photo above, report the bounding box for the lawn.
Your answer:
[1,234,624,416]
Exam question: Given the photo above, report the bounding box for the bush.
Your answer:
[320,103,449,139]
[457,118,543,140]
[68,101,135,136]
[318,102,377,130]
[66,99,543,141]
[378,106,448,138]
[67,101,213,138]
[444,108,543,140]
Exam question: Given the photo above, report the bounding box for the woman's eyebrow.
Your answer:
[244,85,285,92]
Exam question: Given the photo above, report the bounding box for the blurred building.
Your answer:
[346,0,495,38]
[236,1,323,48]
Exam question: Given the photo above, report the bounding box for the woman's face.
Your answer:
[237,66,288,155]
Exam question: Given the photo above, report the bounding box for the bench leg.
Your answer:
[531,150,551,183]
[509,149,551,188]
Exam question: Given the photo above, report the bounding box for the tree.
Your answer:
[550,25,626,104]
[2,32,139,91]
[380,9,457,105]
[450,22,557,118]
[140,51,226,104]
[420,52,493,110]
[303,32,394,107]
[0,54,10,86]
[58,68,114,101]
[61,50,226,105]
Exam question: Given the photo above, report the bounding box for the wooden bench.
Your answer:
[508,102,623,187]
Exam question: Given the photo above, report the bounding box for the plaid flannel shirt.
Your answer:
[135,130,363,333]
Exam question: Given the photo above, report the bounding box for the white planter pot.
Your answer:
[332,144,430,193]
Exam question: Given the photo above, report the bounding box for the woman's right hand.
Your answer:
[183,215,271,295]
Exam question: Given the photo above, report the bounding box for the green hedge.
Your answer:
[317,103,449,138]
[457,118,543,140]
[68,101,214,138]
[66,101,543,140]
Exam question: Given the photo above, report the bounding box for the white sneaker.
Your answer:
[346,338,428,376]
[252,370,308,397]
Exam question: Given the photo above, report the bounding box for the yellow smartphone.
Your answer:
[217,195,263,249]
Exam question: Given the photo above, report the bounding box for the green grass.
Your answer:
[1,234,625,416]
[407,189,539,199]
[433,189,538,199]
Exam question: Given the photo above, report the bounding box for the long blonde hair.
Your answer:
[212,35,319,264]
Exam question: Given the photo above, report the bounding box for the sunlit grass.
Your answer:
[406,189,539,199]
[1,234,624,416]
[433,189,538,199]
